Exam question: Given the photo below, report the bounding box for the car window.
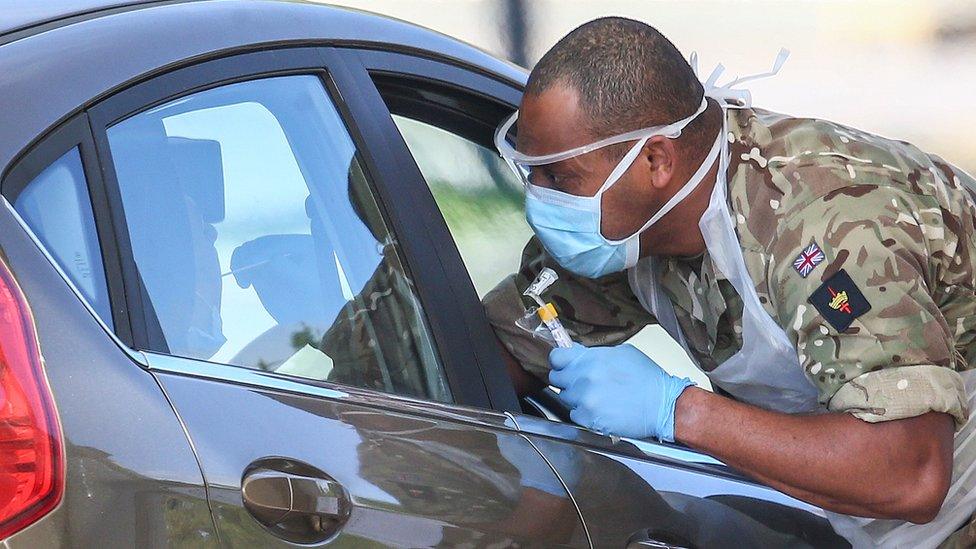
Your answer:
[14,147,114,328]
[391,115,531,298]
[390,112,710,389]
[105,75,451,403]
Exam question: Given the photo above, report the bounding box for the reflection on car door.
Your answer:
[515,415,850,548]
[86,48,588,546]
[154,363,586,546]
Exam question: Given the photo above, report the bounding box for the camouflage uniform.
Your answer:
[318,157,452,404]
[485,105,976,428]
[319,245,452,404]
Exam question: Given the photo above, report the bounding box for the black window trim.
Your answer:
[82,45,497,409]
[1,112,135,346]
[353,48,526,414]
[326,47,522,412]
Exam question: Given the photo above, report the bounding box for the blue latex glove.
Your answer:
[548,342,695,442]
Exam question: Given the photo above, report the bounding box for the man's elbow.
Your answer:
[881,412,954,524]
[893,459,952,524]
[894,426,953,523]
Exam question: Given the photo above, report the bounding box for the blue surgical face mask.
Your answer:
[523,131,724,278]
[525,184,636,278]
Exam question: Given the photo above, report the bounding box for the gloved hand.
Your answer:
[548,342,695,442]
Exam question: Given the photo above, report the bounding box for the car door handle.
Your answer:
[290,473,346,516]
[627,529,692,549]
[628,540,689,549]
[242,464,351,543]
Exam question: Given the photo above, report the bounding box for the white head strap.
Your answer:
[495,48,791,168]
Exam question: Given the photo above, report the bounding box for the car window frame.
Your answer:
[77,45,497,409]
[354,48,526,415]
[1,112,133,345]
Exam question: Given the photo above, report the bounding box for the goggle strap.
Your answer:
[497,96,707,166]
[723,48,789,89]
[496,48,788,165]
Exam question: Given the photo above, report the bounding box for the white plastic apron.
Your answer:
[627,54,976,545]
[627,104,820,415]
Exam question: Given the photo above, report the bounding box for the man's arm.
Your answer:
[498,335,545,396]
[675,388,954,523]
[704,183,968,522]
[482,236,654,392]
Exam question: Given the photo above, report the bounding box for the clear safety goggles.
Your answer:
[495,48,790,191]
[494,95,707,194]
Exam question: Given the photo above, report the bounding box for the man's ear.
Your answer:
[643,135,676,190]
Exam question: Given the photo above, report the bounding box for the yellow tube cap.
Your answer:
[537,302,558,322]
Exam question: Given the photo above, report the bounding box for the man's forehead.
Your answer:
[516,84,596,156]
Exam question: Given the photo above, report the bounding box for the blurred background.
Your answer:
[327,0,976,174]
[327,0,976,386]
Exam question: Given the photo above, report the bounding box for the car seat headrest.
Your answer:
[166,136,225,222]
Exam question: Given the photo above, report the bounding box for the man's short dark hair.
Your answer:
[525,17,706,147]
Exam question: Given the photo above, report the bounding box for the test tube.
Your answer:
[536,303,573,348]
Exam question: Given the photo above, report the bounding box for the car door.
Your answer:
[0,116,218,545]
[83,47,588,547]
[361,49,851,548]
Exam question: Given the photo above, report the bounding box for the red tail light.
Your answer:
[0,261,62,539]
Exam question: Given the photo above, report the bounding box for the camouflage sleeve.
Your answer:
[482,236,654,380]
[319,260,450,402]
[767,185,968,426]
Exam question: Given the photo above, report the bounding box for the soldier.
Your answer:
[485,17,976,548]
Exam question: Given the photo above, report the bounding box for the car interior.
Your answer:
[109,121,227,358]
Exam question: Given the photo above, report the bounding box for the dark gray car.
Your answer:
[0,1,850,546]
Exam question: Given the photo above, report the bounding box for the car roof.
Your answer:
[0,0,526,181]
[0,0,173,37]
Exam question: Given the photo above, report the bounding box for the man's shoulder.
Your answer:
[727,107,970,252]
[730,107,935,200]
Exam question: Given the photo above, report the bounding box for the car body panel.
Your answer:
[510,413,849,547]
[153,358,588,546]
[0,0,185,37]
[0,199,217,546]
[0,0,524,182]
[0,0,173,36]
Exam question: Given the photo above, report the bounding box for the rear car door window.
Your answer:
[105,75,451,402]
[14,147,113,327]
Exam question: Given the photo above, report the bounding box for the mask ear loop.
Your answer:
[643,133,723,227]
[594,136,652,197]
[601,130,724,246]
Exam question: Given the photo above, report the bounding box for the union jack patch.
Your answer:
[792,242,825,278]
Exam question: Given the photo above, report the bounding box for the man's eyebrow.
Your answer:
[546,159,575,172]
